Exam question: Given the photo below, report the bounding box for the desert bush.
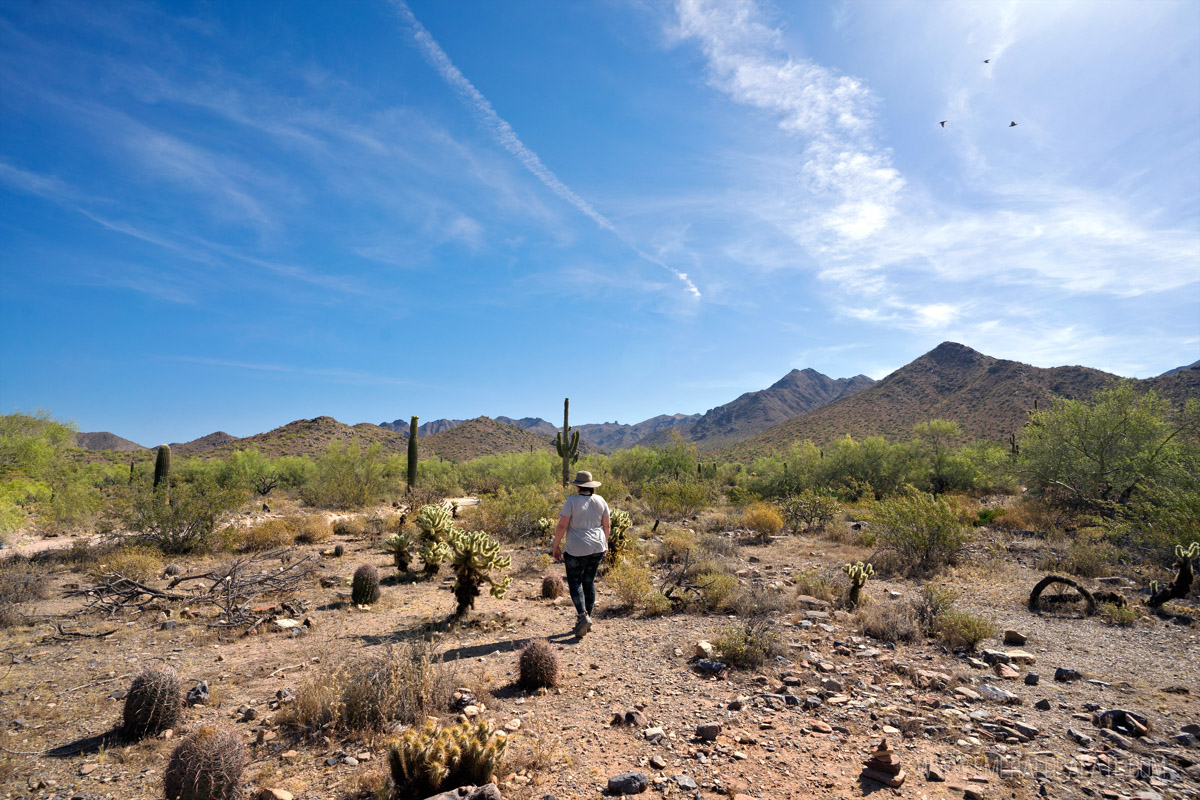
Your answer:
[935,609,996,651]
[913,584,957,634]
[742,501,784,543]
[281,642,452,738]
[974,507,1006,527]
[518,639,558,689]
[870,489,972,574]
[331,515,366,538]
[352,564,381,605]
[125,480,243,554]
[292,515,331,544]
[713,621,779,669]
[605,558,653,609]
[123,665,185,738]
[695,571,739,611]
[222,518,295,552]
[90,546,162,582]
[793,568,840,603]
[698,531,740,557]
[474,485,560,540]
[0,604,22,629]
[388,719,506,800]
[1038,530,1119,578]
[300,442,390,509]
[1099,601,1138,627]
[654,527,697,564]
[781,489,842,533]
[643,478,713,521]
[856,600,919,643]
[643,591,673,616]
[163,723,245,800]
[541,574,565,599]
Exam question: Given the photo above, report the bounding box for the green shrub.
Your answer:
[605,558,653,609]
[300,442,390,509]
[935,609,996,651]
[643,591,673,616]
[474,485,560,540]
[695,571,738,611]
[914,584,957,634]
[781,489,842,533]
[1099,602,1138,627]
[292,515,332,544]
[655,527,697,564]
[221,518,295,552]
[713,621,779,669]
[974,508,1006,527]
[855,600,919,643]
[332,515,366,538]
[793,568,840,603]
[870,489,972,574]
[125,480,244,554]
[643,478,712,521]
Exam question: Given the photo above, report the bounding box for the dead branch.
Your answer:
[1028,574,1097,615]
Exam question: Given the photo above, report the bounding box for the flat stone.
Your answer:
[649,755,666,770]
[1003,630,1027,645]
[607,772,649,795]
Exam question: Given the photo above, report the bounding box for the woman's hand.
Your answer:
[552,545,563,563]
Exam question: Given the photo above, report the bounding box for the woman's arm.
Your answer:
[601,512,611,549]
[552,515,569,562]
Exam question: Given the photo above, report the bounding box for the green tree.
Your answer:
[652,430,698,481]
[912,419,962,495]
[300,442,390,509]
[1019,383,1199,512]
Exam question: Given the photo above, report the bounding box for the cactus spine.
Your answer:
[407,416,419,491]
[554,397,580,488]
[842,561,874,608]
[153,444,171,491]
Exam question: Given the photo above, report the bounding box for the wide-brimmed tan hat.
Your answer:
[569,470,601,488]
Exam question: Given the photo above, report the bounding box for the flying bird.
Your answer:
[940,121,947,128]
[984,59,991,63]
[1009,121,1018,127]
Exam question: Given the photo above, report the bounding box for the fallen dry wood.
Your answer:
[1028,574,1097,616]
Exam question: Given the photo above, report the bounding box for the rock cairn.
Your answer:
[861,738,905,788]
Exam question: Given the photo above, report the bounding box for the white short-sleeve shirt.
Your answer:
[559,493,610,556]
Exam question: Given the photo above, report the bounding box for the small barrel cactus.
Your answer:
[518,638,558,689]
[541,573,565,599]
[842,561,874,608]
[123,665,184,738]
[384,531,414,572]
[352,564,381,606]
[163,723,245,800]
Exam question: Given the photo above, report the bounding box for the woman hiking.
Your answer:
[552,470,610,639]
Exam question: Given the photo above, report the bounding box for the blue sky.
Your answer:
[2,0,1197,446]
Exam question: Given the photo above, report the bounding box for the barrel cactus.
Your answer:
[541,573,565,599]
[163,723,245,800]
[518,638,558,689]
[123,665,185,738]
[352,564,381,606]
[388,718,506,799]
[447,528,513,620]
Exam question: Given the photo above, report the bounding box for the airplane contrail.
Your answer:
[390,1,701,298]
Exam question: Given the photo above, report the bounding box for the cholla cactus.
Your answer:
[605,508,633,568]
[388,718,506,798]
[534,517,554,536]
[447,528,513,620]
[415,504,454,576]
[1178,541,1200,561]
[842,561,874,608]
[384,531,414,573]
[1150,541,1198,609]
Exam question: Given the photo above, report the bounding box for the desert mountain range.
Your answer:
[73,343,1199,462]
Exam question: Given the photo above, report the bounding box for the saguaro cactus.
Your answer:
[407,416,419,491]
[153,444,172,491]
[554,398,580,488]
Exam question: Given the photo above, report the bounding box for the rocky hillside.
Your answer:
[726,342,1200,458]
[383,413,699,453]
[72,431,145,452]
[170,431,238,456]
[642,368,875,451]
[194,417,410,460]
[421,416,564,462]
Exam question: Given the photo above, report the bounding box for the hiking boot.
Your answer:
[573,614,592,639]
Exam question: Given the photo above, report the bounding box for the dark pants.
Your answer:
[563,552,604,616]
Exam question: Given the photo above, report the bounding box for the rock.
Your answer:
[977,684,1020,704]
[1003,630,1027,645]
[276,688,295,705]
[695,659,727,674]
[982,649,1011,665]
[642,727,665,742]
[671,775,698,791]
[420,785,502,800]
[695,640,715,659]
[1054,667,1082,682]
[503,719,521,733]
[258,790,294,800]
[821,677,844,693]
[993,663,1020,680]
[606,772,648,795]
[964,790,985,800]
[1098,728,1133,750]
[1034,699,1051,711]
[1067,727,1094,746]
[804,696,822,710]
[160,620,178,630]
[696,723,721,741]
[186,681,210,706]
[649,755,666,770]
[1024,672,1040,686]
[343,756,358,766]
[272,618,300,631]
[926,765,946,782]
